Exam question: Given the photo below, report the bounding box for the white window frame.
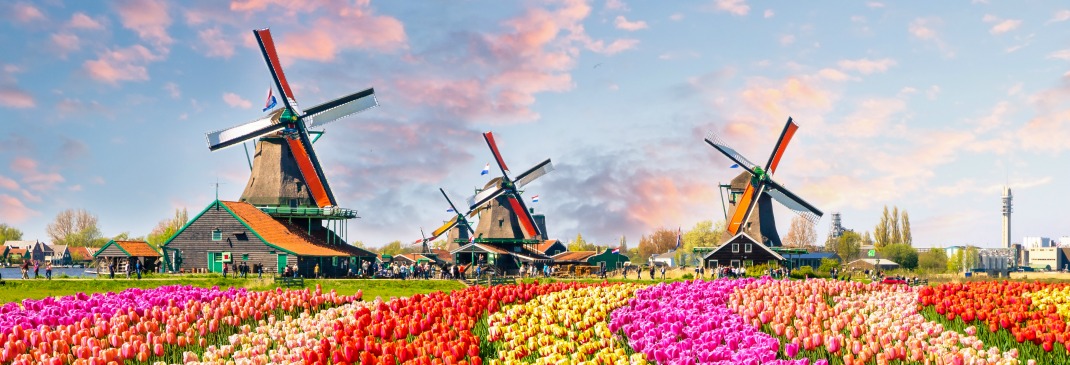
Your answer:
[212,229,223,241]
[732,243,740,253]
[731,259,741,268]
[745,243,753,253]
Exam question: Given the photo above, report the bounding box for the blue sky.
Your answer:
[1,0,1068,249]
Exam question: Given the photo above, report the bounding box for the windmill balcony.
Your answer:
[257,205,359,220]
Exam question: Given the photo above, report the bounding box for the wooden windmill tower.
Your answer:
[704,117,823,247]
[204,28,378,244]
[466,132,554,243]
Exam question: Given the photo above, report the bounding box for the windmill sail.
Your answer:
[305,88,379,128]
[206,111,284,151]
[704,132,760,176]
[515,159,554,188]
[764,179,822,225]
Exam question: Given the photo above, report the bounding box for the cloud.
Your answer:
[10,157,64,191]
[68,12,104,29]
[669,13,684,21]
[0,194,37,223]
[604,0,628,11]
[764,9,774,18]
[614,15,647,31]
[0,88,35,108]
[163,82,181,99]
[713,0,749,16]
[52,32,81,55]
[9,3,45,23]
[867,2,885,8]
[935,177,1052,197]
[229,1,407,63]
[983,15,1022,35]
[908,17,953,57]
[779,34,795,46]
[817,68,851,81]
[836,98,906,138]
[60,138,90,162]
[83,45,163,84]
[1049,49,1070,61]
[585,38,640,54]
[1049,10,1070,24]
[837,57,896,74]
[973,101,1010,133]
[116,0,173,49]
[196,27,235,58]
[0,175,18,190]
[222,92,252,109]
[739,76,834,120]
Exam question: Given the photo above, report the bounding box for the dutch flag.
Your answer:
[447,207,455,213]
[263,87,278,112]
[612,247,620,254]
[480,163,490,175]
[674,227,682,251]
[531,195,540,203]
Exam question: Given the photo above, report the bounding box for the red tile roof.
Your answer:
[395,253,434,263]
[534,240,563,254]
[552,251,597,262]
[68,246,93,260]
[114,241,162,257]
[222,201,352,257]
[9,248,27,256]
[429,248,453,263]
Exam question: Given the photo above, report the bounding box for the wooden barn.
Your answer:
[162,200,377,278]
[93,240,162,274]
[702,232,785,268]
[532,240,568,256]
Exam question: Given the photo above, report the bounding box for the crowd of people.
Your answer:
[18,260,53,280]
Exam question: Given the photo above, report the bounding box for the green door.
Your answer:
[207,252,222,272]
[277,254,288,274]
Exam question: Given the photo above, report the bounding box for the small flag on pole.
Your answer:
[531,195,540,203]
[730,164,739,169]
[480,163,490,175]
[447,207,455,213]
[674,227,682,251]
[612,247,620,254]
[262,87,277,112]
[470,234,476,244]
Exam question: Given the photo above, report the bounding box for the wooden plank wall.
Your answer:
[165,204,295,273]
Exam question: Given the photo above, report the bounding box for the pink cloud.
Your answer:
[614,15,648,31]
[83,45,162,84]
[163,82,181,99]
[983,14,1022,35]
[740,77,834,120]
[836,98,906,138]
[0,88,35,108]
[231,1,407,63]
[52,32,80,55]
[1050,10,1070,23]
[10,157,64,191]
[604,0,629,11]
[196,27,235,58]
[713,0,750,16]
[837,58,897,74]
[10,3,45,23]
[0,175,18,190]
[116,0,173,49]
[68,12,104,29]
[222,92,252,109]
[0,194,37,224]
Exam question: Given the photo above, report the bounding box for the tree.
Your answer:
[147,208,189,249]
[637,228,678,262]
[901,211,912,246]
[46,209,103,247]
[890,206,901,246]
[567,233,597,251]
[874,206,891,249]
[881,243,918,269]
[817,258,840,275]
[830,231,861,262]
[350,240,366,249]
[0,223,23,242]
[862,231,874,247]
[680,220,723,266]
[918,249,947,273]
[783,216,818,250]
[112,232,145,241]
[378,241,404,256]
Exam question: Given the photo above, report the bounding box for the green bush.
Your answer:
[746,263,779,278]
[681,273,694,280]
[790,265,828,279]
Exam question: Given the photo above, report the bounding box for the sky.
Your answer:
[1,0,1068,250]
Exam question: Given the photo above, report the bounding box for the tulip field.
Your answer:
[3,279,1070,364]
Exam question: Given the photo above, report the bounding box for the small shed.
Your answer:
[650,251,677,267]
[586,249,630,271]
[551,251,597,264]
[93,240,162,274]
[846,258,900,271]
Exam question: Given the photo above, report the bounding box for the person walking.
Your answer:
[21,260,29,279]
[660,265,666,280]
[222,263,229,278]
[649,265,655,280]
[257,262,263,278]
[33,260,40,279]
[135,260,142,280]
[314,263,320,279]
[109,262,115,279]
[45,261,52,280]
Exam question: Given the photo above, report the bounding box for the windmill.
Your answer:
[704,117,823,247]
[467,132,554,241]
[425,188,476,246]
[205,28,378,210]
